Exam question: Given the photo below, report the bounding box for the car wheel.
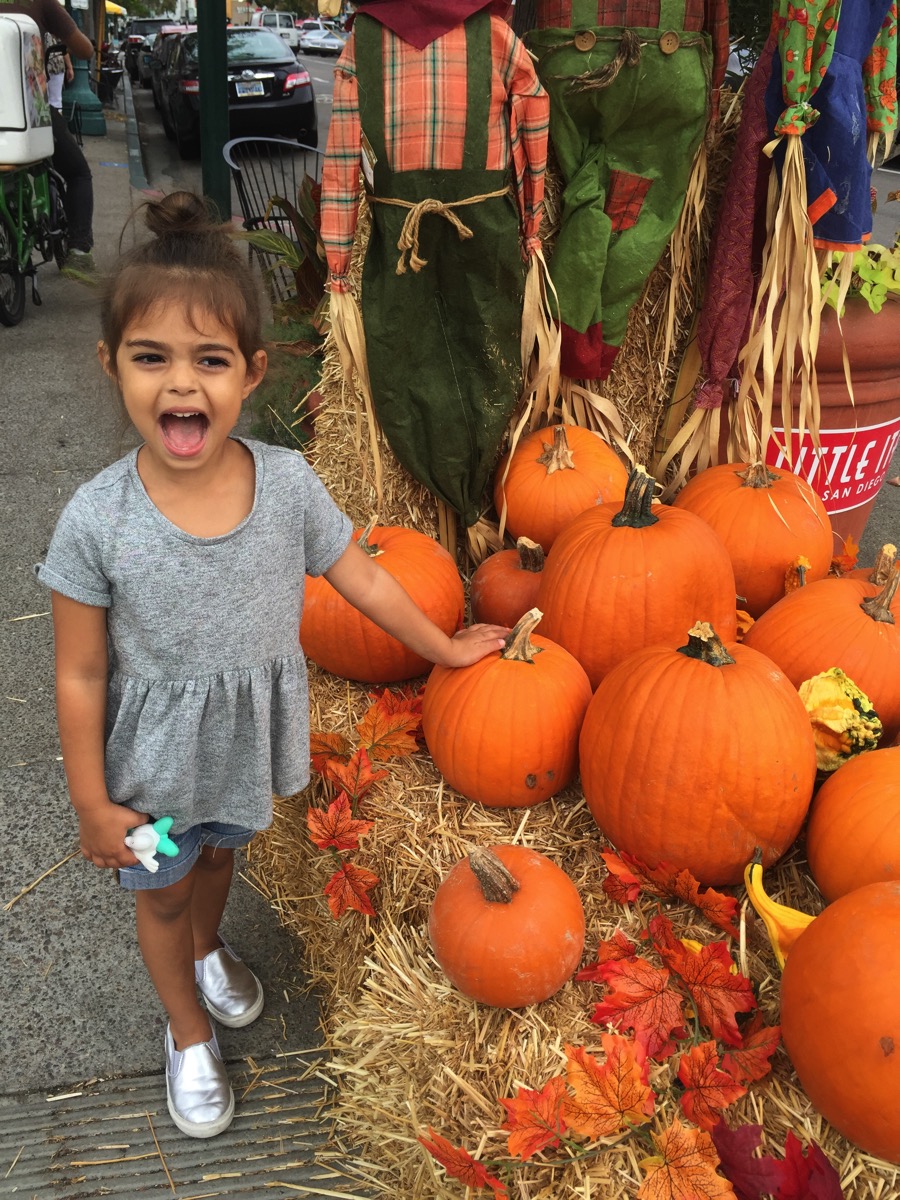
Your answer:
[0,221,26,326]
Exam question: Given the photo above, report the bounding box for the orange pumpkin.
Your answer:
[537,467,738,689]
[806,745,900,901]
[579,623,816,884]
[470,537,544,628]
[300,522,464,682]
[422,609,592,808]
[672,461,834,616]
[493,424,628,551]
[743,569,900,743]
[780,881,900,1164]
[428,845,585,1008]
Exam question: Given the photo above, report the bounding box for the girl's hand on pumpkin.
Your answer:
[441,624,509,668]
[78,802,151,870]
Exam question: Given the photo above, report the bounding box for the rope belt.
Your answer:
[369,187,510,275]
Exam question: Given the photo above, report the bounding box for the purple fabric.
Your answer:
[354,0,511,48]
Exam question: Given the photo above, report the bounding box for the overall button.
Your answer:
[574,29,597,51]
[659,30,680,54]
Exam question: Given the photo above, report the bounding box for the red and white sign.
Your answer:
[767,416,900,515]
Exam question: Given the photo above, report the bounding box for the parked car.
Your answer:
[249,9,300,52]
[123,16,174,82]
[159,27,317,160]
[298,21,346,56]
[149,25,192,110]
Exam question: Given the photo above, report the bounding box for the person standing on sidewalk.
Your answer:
[1,0,95,265]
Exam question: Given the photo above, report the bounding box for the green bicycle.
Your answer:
[0,152,69,327]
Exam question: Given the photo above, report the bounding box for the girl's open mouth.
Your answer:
[159,411,209,457]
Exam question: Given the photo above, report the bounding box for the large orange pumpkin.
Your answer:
[422,609,592,807]
[537,467,738,689]
[806,745,900,902]
[428,845,585,1008]
[779,881,900,1164]
[672,461,833,616]
[300,522,464,682]
[470,537,544,628]
[579,623,817,884]
[743,569,900,743]
[493,424,628,551]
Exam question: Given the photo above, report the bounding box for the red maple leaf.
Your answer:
[323,746,388,803]
[576,929,638,983]
[368,683,424,726]
[710,1123,844,1200]
[417,1128,508,1199]
[355,703,420,761]
[499,1075,568,1161]
[649,915,756,1046]
[306,793,374,853]
[322,860,379,919]
[592,957,688,1060]
[562,1037,655,1139]
[775,1130,845,1200]
[677,1041,747,1131]
[721,1013,781,1084]
[601,851,642,903]
[603,852,740,938]
[310,730,352,774]
[637,1118,737,1199]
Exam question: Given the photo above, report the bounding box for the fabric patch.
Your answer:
[605,170,652,232]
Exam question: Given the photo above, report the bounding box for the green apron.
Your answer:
[356,12,525,528]
[526,0,711,379]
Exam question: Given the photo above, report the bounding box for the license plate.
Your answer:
[235,81,264,98]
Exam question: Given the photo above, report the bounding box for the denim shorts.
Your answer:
[117,822,256,891]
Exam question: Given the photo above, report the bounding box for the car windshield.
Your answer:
[182,29,290,67]
[131,19,168,35]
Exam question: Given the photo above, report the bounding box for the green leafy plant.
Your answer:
[821,239,900,315]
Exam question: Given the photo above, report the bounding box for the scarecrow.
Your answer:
[319,0,551,548]
[525,1,730,381]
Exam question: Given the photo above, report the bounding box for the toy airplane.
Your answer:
[124,817,179,873]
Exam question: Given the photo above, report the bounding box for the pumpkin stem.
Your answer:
[736,461,780,489]
[677,621,736,666]
[515,536,545,574]
[536,425,576,475]
[611,465,659,529]
[357,518,385,558]
[501,608,545,663]
[468,847,521,904]
[868,543,898,587]
[861,565,899,625]
[743,851,815,970]
[784,556,811,593]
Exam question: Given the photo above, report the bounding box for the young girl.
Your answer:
[36,192,507,1140]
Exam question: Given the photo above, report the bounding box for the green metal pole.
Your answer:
[198,0,231,222]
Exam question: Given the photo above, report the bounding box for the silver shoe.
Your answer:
[195,940,264,1028]
[165,1025,235,1138]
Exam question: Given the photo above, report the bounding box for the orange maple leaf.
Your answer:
[591,957,688,1060]
[649,916,756,1047]
[831,533,860,575]
[499,1075,568,1161]
[576,930,638,983]
[310,730,352,774]
[323,746,388,803]
[355,703,420,761]
[677,1040,747,1131]
[637,1118,737,1200]
[562,1037,655,1140]
[307,793,374,853]
[368,684,424,725]
[323,860,379,919]
[417,1128,509,1199]
[602,852,740,938]
[720,1013,782,1084]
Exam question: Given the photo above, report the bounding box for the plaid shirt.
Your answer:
[320,15,550,287]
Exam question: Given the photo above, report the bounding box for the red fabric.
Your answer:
[559,320,619,379]
[355,0,511,48]
[605,170,652,232]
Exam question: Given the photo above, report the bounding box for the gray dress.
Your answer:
[36,438,353,835]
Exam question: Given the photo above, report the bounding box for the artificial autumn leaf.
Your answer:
[306,792,374,853]
[776,1130,845,1200]
[677,1040,747,1131]
[709,1122,783,1200]
[576,930,638,982]
[355,702,420,761]
[601,852,740,938]
[592,957,687,1060]
[417,1128,509,1199]
[310,730,352,774]
[720,1013,781,1084]
[368,683,424,727]
[601,851,643,903]
[735,610,755,641]
[830,533,860,575]
[637,1118,737,1200]
[650,915,756,1046]
[322,746,388,803]
[562,1036,655,1139]
[499,1075,568,1160]
[323,860,379,919]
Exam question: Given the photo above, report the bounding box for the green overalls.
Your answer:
[355,12,526,528]
[526,0,711,379]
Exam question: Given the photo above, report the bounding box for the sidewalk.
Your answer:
[0,102,338,1198]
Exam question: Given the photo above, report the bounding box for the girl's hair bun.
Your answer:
[143,190,221,239]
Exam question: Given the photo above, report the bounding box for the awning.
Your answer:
[105,1,127,14]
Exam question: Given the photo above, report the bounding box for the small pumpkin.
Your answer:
[806,745,900,901]
[428,845,585,1008]
[470,536,544,627]
[797,668,882,773]
[494,424,628,551]
[422,608,592,808]
[579,623,817,885]
[300,520,464,682]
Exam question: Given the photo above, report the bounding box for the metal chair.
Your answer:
[223,137,325,306]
